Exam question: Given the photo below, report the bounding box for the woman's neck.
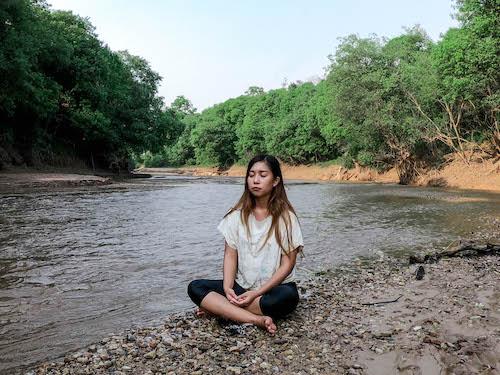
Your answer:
[253,195,270,219]
[254,195,269,210]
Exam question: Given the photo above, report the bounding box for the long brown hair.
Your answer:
[225,155,299,254]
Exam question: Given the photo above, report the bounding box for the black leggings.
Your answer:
[187,279,299,319]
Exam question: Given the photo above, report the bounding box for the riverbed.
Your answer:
[0,176,499,373]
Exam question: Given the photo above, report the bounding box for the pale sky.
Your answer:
[48,1,458,111]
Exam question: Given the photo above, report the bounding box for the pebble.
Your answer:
[27,256,499,375]
[372,330,393,338]
[226,366,242,374]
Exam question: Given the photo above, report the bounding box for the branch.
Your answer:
[361,294,403,306]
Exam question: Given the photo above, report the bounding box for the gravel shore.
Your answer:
[29,253,499,375]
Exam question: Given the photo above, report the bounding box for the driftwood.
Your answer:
[409,240,500,264]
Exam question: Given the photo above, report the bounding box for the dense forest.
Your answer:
[0,0,498,183]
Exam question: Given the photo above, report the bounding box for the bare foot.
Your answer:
[195,307,213,318]
[255,316,277,335]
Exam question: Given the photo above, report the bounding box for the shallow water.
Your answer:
[0,176,499,373]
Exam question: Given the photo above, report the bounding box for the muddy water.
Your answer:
[0,176,499,373]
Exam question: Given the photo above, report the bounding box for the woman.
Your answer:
[188,155,303,334]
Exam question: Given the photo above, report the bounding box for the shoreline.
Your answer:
[0,154,498,194]
[138,156,500,193]
[29,252,499,375]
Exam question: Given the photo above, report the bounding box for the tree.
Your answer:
[245,86,264,96]
[170,95,196,117]
[430,0,499,157]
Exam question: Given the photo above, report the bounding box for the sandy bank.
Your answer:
[0,171,112,192]
[32,252,499,375]
[149,156,499,192]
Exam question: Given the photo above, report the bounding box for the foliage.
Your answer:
[1,0,497,179]
[0,0,179,169]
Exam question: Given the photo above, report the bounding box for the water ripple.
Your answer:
[0,178,499,373]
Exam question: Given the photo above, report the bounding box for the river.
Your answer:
[0,176,499,373]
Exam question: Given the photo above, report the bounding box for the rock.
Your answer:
[260,361,269,369]
[28,255,500,375]
[148,339,158,349]
[161,334,174,345]
[126,334,136,342]
[415,265,425,280]
[97,349,110,361]
[226,366,242,374]
[76,356,89,364]
[229,341,246,352]
[372,330,393,339]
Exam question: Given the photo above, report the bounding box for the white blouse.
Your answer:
[217,210,304,290]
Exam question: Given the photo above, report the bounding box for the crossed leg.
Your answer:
[188,279,298,335]
[199,292,276,334]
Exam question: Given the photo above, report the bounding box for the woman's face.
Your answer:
[247,161,279,198]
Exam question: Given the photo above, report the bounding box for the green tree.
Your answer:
[171,95,196,118]
[430,0,499,157]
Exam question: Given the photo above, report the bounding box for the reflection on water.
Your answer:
[0,177,499,373]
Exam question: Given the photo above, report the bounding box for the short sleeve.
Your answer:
[217,211,239,249]
[290,212,304,251]
[281,212,304,254]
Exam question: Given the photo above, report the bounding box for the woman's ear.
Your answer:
[273,177,281,187]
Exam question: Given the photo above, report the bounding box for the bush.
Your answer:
[356,151,375,167]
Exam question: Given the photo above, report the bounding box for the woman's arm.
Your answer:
[234,246,301,307]
[222,241,239,304]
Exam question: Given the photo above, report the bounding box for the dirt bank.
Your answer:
[2,155,497,194]
[31,252,499,375]
[0,171,112,193]
[147,156,499,192]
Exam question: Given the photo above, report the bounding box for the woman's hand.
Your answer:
[234,290,259,307]
[224,288,239,304]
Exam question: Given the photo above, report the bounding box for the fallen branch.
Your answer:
[409,240,500,264]
[361,294,403,306]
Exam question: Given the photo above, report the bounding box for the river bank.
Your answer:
[140,156,500,193]
[31,250,499,375]
[0,169,111,193]
[1,154,498,194]
[0,168,155,194]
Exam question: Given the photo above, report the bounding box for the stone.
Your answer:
[226,366,242,374]
[260,361,270,369]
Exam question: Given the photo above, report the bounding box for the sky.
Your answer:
[48,0,458,111]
